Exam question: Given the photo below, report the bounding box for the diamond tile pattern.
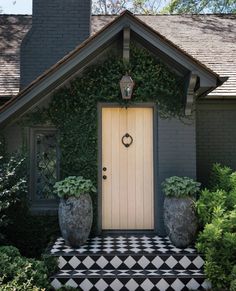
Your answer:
[49,235,210,290]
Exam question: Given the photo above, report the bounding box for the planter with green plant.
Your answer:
[54,176,96,247]
[162,176,201,248]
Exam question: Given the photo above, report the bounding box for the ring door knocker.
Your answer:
[121,133,133,148]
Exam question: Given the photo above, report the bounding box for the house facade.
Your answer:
[0,0,236,236]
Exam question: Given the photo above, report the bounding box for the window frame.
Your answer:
[29,127,60,213]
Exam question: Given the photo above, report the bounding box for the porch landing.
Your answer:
[49,235,211,290]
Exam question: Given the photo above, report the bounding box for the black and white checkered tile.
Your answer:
[50,236,197,255]
[49,235,210,290]
[57,254,204,270]
[51,270,211,290]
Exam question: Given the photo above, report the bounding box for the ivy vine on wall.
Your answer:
[21,44,185,226]
[23,44,184,182]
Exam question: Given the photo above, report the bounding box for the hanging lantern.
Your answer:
[120,74,134,100]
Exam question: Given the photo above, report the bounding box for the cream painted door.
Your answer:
[102,107,154,230]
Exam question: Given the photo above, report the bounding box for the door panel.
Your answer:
[102,107,154,230]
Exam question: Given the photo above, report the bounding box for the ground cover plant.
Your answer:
[0,245,57,290]
[196,163,236,291]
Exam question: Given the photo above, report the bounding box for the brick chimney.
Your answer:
[20,0,91,88]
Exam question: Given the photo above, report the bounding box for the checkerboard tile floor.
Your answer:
[49,235,210,290]
[50,235,197,255]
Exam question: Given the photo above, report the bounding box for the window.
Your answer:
[30,128,59,211]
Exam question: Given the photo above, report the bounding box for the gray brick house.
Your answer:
[1,1,236,289]
[1,0,236,229]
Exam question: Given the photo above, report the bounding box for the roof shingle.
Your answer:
[0,13,235,98]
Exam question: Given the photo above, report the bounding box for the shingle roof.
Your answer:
[0,13,235,98]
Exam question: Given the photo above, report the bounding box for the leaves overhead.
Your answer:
[163,0,236,14]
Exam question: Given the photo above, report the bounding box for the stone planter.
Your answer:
[58,193,93,247]
[164,197,198,248]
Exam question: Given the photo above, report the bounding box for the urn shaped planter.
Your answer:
[58,194,93,247]
[54,176,96,248]
[162,176,201,248]
[164,197,198,248]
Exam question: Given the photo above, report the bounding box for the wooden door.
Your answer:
[102,107,154,230]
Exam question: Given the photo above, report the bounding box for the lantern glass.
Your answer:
[120,75,134,100]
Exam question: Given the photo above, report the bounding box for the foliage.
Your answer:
[163,0,236,14]
[196,209,236,290]
[92,0,166,14]
[196,163,236,290]
[231,266,236,291]
[0,152,27,241]
[209,163,234,192]
[162,176,201,198]
[54,176,96,199]
[0,245,57,290]
[196,164,236,226]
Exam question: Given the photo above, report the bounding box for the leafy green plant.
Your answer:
[0,245,57,290]
[196,163,236,290]
[162,176,201,198]
[209,163,233,192]
[197,208,236,290]
[0,153,27,241]
[54,176,96,199]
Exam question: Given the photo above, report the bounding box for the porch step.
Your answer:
[48,235,210,290]
[50,269,211,290]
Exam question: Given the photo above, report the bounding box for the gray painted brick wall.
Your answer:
[157,115,196,234]
[20,0,91,88]
[197,104,236,185]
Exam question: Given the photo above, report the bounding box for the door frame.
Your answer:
[97,102,158,234]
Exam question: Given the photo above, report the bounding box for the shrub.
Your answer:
[54,176,96,199]
[209,163,233,192]
[196,163,236,290]
[0,245,57,290]
[162,176,201,198]
[0,153,27,241]
[196,189,227,226]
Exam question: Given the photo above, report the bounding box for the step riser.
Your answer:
[58,254,204,270]
[51,276,211,291]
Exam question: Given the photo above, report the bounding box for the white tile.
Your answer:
[95,279,109,291]
[58,256,67,268]
[186,278,201,290]
[66,279,78,288]
[138,256,150,268]
[79,279,93,291]
[110,256,122,268]
[51,279,62,289]
[152,256,164,268]
[96,256,108,268]
[125,279,139,291]
[193,256,204,268]
[171,279,185,291]
[156,278,169,291]
[110,279,123,291]
[124,256,136,268]
[130,247,140,253]
[68,256,81,268]
[165,256,178,268]
[179,256,191,268]
[140,279,154,291]
[82,256,95,268]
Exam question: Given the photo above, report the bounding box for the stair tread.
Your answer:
[49,236,199,256]
[51,269,206,278]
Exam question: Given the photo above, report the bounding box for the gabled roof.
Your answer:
[0,12,235,100]
[0,11,227,125]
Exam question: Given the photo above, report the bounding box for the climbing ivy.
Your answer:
[21,44,185,227]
